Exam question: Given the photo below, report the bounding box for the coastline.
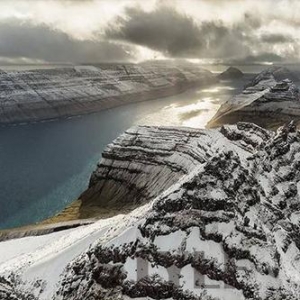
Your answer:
[0,82,219,237]
[0,200,141,241]
[0,82,213,126]
[0,69,259,236]
[0,65,217,125]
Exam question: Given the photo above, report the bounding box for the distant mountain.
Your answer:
[0,63,216,124]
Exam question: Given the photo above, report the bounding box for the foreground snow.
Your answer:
[0,204,151,299]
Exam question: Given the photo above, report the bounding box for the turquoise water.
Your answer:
[0,77,251,229]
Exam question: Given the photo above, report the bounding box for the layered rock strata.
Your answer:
[0,64,216,124]
[79,125,215,217]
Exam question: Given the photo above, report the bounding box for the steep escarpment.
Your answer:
[78,124,257,218]
[0,63,216,124]
[79,126,210,217]
[208,66,300,129]
[2,122,300,299]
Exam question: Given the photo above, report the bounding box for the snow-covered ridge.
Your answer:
[1,121,300,299]
[0,63,216,124]
[208,66,300,129]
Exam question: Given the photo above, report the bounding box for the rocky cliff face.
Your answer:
[79,125,222,218]
[208,66,300,129]
[2,122,300,299]
[0,64,216,124]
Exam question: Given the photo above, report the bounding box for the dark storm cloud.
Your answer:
[105,6,204,57]
[260,33,293,44]
[0,21,133,63]
[0,1,298,64]
[105,6,259,60]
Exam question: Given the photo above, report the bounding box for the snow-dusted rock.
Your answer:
[208,66,300,129]
[2,122,300,299]
[79,125,222,217]
[0,64,216,124]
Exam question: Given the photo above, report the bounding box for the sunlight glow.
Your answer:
[134,46,166,62]
[137,97,220,128]
[201,86,236,93]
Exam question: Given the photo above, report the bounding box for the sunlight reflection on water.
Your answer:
[136,91,222,128]
[135,83,242,128]
[200,85,236,93]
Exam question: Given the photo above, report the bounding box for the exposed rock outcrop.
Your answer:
[78,123,268,218]
[79,125,214,218]
[2,122,300,299]
[0,276,37,300]
[0,63,216,124]
[208,66,300,129]
[218,67,244,80]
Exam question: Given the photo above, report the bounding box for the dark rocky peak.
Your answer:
[247,66,298,88]
[218,66,244,80]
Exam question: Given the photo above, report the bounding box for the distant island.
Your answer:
[218,66,244,79]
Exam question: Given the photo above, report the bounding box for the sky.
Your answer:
[0,0,299,65]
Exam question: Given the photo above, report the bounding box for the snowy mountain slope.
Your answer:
[207,66,300,129]
[0,64,216,124]
[0,205,152,299]
[1,121,300,299]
